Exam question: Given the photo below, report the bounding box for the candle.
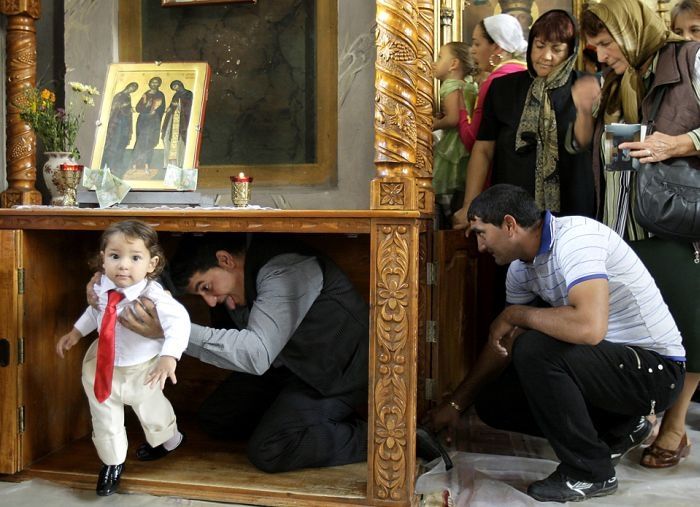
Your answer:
[230,172,253,207]
[231,172,252,183]
[60,163,84,172]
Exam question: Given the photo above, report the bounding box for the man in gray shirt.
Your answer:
[122,233,369,473]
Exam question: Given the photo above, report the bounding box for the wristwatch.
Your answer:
[448,400,463,413]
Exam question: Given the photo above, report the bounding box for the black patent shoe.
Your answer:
[96,462,124,496]
[136,432,186,461]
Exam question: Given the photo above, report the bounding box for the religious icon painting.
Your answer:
[90,62,210,190]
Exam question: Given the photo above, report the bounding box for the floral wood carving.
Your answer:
[374,0,418,172]
[380,182,405,207]
[373,224,411,501]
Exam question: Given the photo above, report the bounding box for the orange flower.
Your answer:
[40,89,56,102]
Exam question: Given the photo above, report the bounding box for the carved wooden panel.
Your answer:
[368,222,419,504]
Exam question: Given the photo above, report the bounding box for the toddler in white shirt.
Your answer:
[56,220,190,496]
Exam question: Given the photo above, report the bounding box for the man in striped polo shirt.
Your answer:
[447,184,685,502]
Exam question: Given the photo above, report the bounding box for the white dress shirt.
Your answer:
[74,275,190,366]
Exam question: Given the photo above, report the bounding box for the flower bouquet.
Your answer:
[15,82,99,204]
[16,82,100,159]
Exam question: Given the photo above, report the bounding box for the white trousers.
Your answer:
[81,339,178,465]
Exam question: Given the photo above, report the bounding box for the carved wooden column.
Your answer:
[371,0,419,211]
[369,1,433,505]
[0,0,42,208]
[368,220,420,505]
[414,0,434,214]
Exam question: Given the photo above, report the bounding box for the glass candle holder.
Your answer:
[230,172,253,207]
[59,163,84,207]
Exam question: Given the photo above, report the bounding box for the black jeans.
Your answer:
[475,331,685,482]
[198,366,368,473]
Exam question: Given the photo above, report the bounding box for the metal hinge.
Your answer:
[18,406,25,434]
[424,378,436,401]
[426,320,437,343]
[426,262,436,285]
[18,337,24,364]
[17,268,25,294]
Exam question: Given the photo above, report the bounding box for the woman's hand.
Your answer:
[118,297,165,338]
[452,206,469,230]
[571,75,600,114]
[619,132,697,164]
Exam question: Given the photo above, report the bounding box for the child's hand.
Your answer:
[56,328,82,358]
[145,356,177,390]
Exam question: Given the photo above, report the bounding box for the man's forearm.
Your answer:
[187,323,272,374]
[502,305,606,346]
[450,345,510,409]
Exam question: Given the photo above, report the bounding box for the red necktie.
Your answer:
[94,289,125,403]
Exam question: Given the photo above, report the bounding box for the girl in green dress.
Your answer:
[433,42,479,227]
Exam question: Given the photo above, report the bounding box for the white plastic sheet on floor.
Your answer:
[416,402,700,506]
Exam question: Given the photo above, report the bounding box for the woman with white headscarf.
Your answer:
[457,14,528,152]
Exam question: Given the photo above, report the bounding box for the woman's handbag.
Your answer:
[634,88,700,241]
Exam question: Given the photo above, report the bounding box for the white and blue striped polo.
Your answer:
[506,211,685,359]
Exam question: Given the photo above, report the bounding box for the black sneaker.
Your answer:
[527,469,618,503]
[609,416,653,465]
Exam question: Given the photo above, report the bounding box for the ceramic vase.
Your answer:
[43,152,78,205]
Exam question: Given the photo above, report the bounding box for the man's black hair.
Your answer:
[170,233,247,293]
[467,184,542,228]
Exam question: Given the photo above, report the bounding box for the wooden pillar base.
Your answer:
[1,188,42,208]
[371,176,417,210]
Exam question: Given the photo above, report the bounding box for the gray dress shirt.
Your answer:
[185,253,323,375]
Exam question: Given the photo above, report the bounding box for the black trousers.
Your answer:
[475,331,685,482]
[198,366,368,473]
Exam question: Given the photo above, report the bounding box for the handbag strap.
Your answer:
[646,86,668,134]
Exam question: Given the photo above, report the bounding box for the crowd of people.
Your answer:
[55,0,697,503]
[425,0,698,502]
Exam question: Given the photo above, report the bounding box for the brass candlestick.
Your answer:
[59,163,84,207]
[231,172,253,207]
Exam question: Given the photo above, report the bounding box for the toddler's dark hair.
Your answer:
[89,220,165,279]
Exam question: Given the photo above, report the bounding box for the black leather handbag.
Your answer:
[634,88,700,241]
